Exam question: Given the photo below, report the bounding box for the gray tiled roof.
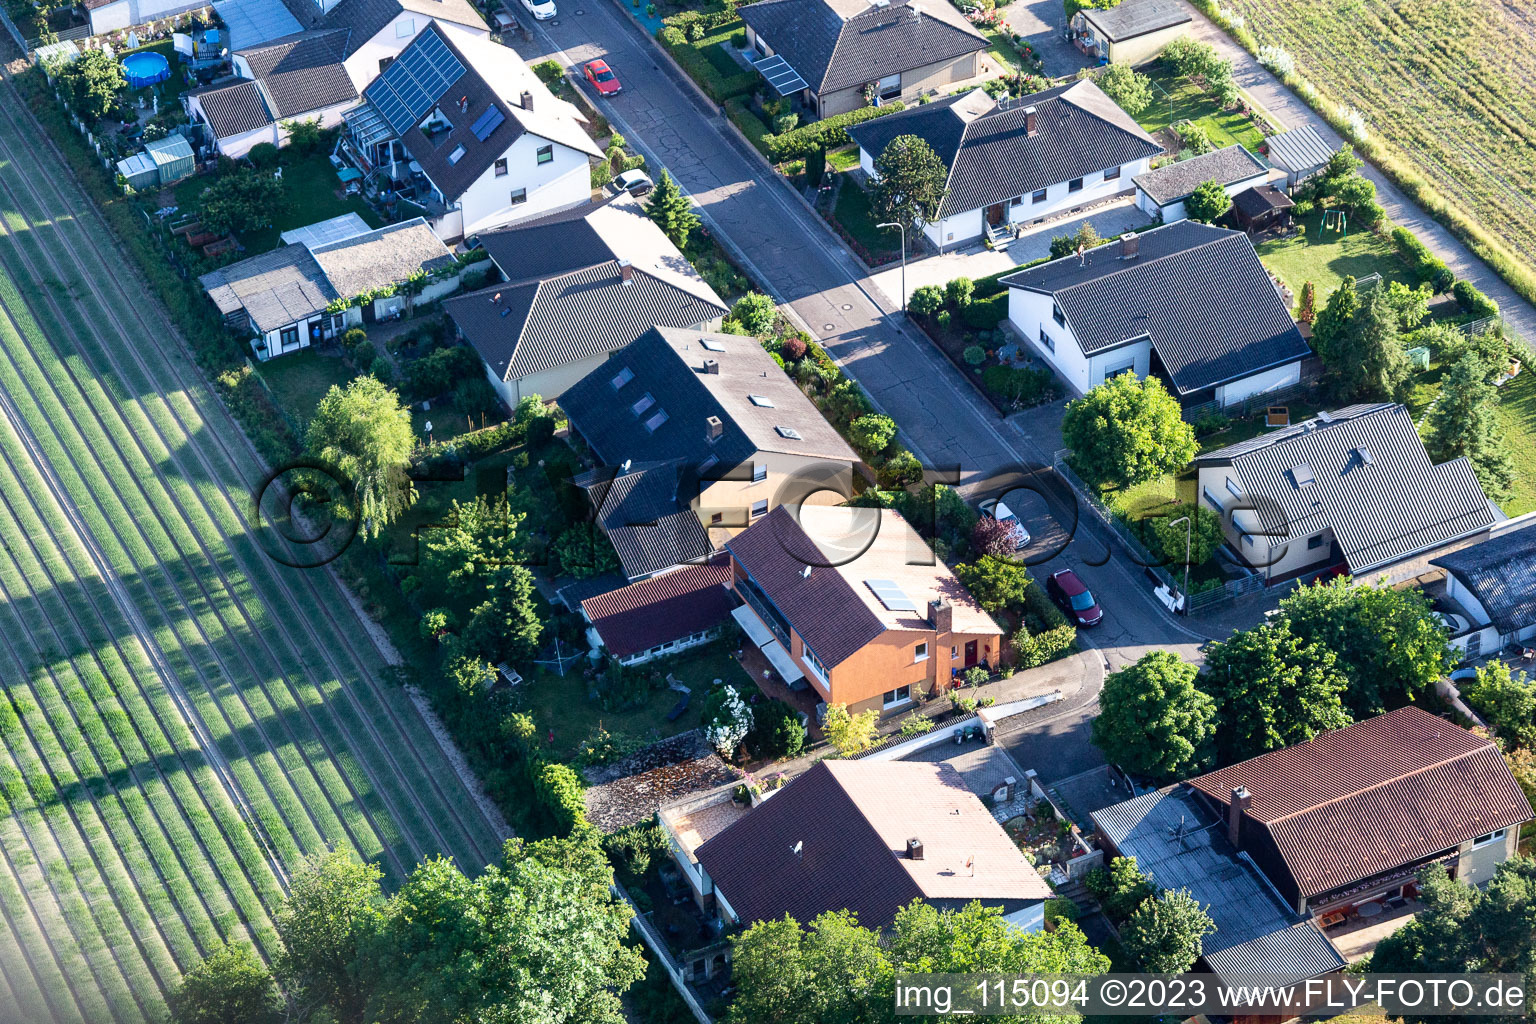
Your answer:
[196,79,274,138]
[1001,221,1310,395]
[277,0,485,55]
[1132,144,1267,206]
[1431,518,1536,634]
[1233,184,1295,218]
[849,80,1162,217]
[308,217,454,300]
[1080,0,1190,41]
[1091,787,1347,987]
[474,202,613,280]
[574,461,715,579]
[236,29,356,117]
[1198,403,1495,573]
[199,244,337,333]
[738,0,986,96]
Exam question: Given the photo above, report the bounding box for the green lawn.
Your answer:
[1256,219,1410,300]
[253,348,356,430]
[1138,64,1267,153]
[830,175,902,261]
[827,145,861,172]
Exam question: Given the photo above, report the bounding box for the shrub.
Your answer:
[747,699,805,759]
[341,327,368,350]
[781,333,808,361]
[962,345,986,366]
[822,702,879,756]
[910,284,944,316]
[899,715,934,738]
[850,413,898,460]
[1391,226,1453,292]
[724,98,772,156]
[878,448,923,487]
[946,276,974,308]
[1174,121,1215,155]
[1012,624,1077,668]
[658,26,758,102]
[773,112,799,134]
[368,356,394,384]
[766,102,906,160]
[936,310,951,328]
[533,762,587,831]
[731,292,778,336]
[981,365,1057,408]
[247,142,279,168]
[961,292,1007,330]
[1044,897,1081,925]
[1452,280,1500,321]
[590,160,613,189]
[533,60,564,85]
[351,341,378,369]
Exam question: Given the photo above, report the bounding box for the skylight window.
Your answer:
[749,395,775,408]
[610,366,634,390]
[632,393,656,416]
[447,144,466,164]
[776,426,802,440]
[644,409,669,433]
[700,338,726,352]
[1354,446,1374,466]
[864,579,918,611]
[1290,463,1315,488]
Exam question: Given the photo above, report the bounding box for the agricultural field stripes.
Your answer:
[0,73,505,1024]
[1224,0,1536,276]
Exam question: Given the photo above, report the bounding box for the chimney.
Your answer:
[928,597,953,633]
[906,837,924,861]
[1227,786,1251,850]
[520,89,533,111]
[1119,232,1139,259]
[618,259,633,284]
[459,95,468,113]
[702,358,720,374]
[705,415,723,441]
[1024,105,1037,137]
[909,2,920,17]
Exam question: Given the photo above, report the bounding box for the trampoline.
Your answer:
[122,51,171,89]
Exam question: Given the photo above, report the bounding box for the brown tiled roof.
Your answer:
[696,760,1050,929]
[583,556,735,659]
[1188,707,1534,898]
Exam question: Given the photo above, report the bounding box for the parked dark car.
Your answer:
[1047,569,1102,627]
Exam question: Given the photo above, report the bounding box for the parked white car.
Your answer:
[614,169,654,196]
[521,0,557,19]
[979,498,1030,549]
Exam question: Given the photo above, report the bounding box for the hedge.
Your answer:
[1012,624,1077,669]
[1452,279,1500,321]
[1390,226,1453,292]
[766,102,906,160]
[658,25,758,102]
[724,98,772,157]
[533,761,588,831]
[960,291,1009,330]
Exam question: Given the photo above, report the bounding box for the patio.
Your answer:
[1319,898,1422,962]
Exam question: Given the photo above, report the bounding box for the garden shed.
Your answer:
[1265,124,1335,191]
[145,134,196,185]
[115,152,160,192]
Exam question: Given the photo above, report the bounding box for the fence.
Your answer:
[620,890,715,1024]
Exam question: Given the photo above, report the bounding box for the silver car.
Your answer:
[979,498,1031,549]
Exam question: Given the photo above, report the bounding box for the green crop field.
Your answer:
[0,73,502,1024]
[1222,0,1536,283]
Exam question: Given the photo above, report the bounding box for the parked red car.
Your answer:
[584,59,622,95]
[1047,569,1103,628]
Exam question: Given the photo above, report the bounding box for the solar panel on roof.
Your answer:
[864,579,918,611]
[365,28,466,135]
[470,104,505,142]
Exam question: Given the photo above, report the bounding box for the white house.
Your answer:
[847,80,1162,248]
[1000,221,1313,406]
[1132,144,1269,224]
[348,24,600,243]
[1068,0,1190,66]
[1430,514,1536,661]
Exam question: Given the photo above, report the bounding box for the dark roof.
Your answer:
[278,0,486,55]
[237,29,356,117]
[849,80,1162,217]
[474,201,613,280]
[583,731,739,833]
[737,0,986,96]
[1233,184,1296,218]
[196,79,274,137]
[725,505,887,668]
[1132,144,1267,206]
[1001,222,1310,395]
[1188,707,1534,899]
[697,760,1049,929]
[199,244,336,333]
[308,218,454,299]
[1197,403,1495,572]
[1431,519,1536,634]
[573,461,715,579]
[1264,124,1334,174]
[1092,787,1346,986]
[1080,0,1190,41]
[583,555,736,658]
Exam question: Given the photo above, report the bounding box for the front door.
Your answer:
[985,203,1006,225]
[964,640,978,667]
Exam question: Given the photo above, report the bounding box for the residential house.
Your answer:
[561,325,858,579]
[1264,124,1335,192]
[272,0,489,91]
[849,80,1162,248]
[1195,403,1495,582]
[84,0,204,35]
[1132,144,1269,224]
[580,555,738,665]
[188,30,359,157]
[199,216,455,359]
[445,196,728,407]
[347,25,600,243]
[1068,0,1190,65]
[1187,707,1533,918]
[726,504,1003,715]
[1001,221,1312,405]
[1430,513,1536,660]
[672,760,1051,930]
[737,0,988,119]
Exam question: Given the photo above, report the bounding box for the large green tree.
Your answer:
[56,47,126,122]
[275,850,383,1024]
[954,555,1033,613]
[196,169,291,236]
[1310,275,1360,365]
[1185,180,1232,224]
[1085,856,1155,924]
[1277,576,1452,716]
[1061,373,1198,490]
[1427,352,1515,501]
[1199,622,1352,764]
[167,942,281,1024]
[1096,62,1153,116]
[1461,661,1536,751]
[1324,291,1411,402]
[1119,890,1216,974]
[872,134,949,233]
[1093,651,1215,781]
[727,910,892,1024]
[306,375,417,538]
[647,169,699,248]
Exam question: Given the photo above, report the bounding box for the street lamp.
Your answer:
[877,220,907,311]
[1169,514,1192,613]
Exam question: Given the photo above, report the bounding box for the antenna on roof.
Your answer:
[1076,240,1087,266]
[791,840,803,858]
[801,565,812,578]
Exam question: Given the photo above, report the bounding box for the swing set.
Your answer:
[1321,207,1347,234]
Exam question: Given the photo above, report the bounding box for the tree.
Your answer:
[728,911,892,1024]
[1199,622,1352,764]
[946,276,974,309]
[1277,576,1452,716]
[283,117,324,153]
[196,169,290,236]
[910,284,945,316]
[1325,290,1410,402]
[1298,280,1316,324]
[1311,276,1359,364]
[1462,661,1536,750]
[647,170,699,248]
[1092,651,1215,781]
[1379,280,1431,330]
[731,292,779,336]
[1097,62,1153,116]
[701,684,754,756]
[849,413,898,460]
[1142,502,1223,569]
[1185,179,1232,223]
[306,375,416,538]
[953,555,1032,612]
[1085,855,1155,924]
[1061,373,1197,490]
[1064,0,1121,19]
[168,942,281,1024]
[823,702,879,756]
[550,521,621,579]
[1372,858,1536,1024]
[888,900,1111,975]
[1119,890,1216,973]
[56,48,126,122]
[872,135,949,232]
[971,514,1023,558]
[276,850,384,1024]
[1049,221,1102,260]
[1427,352,1515,501]
[416,495,541,664]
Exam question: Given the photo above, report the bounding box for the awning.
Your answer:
[759,640,805,684]
[732,605,775,648]
[752,53,808,96]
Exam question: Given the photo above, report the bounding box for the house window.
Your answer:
[951,645,959,659]
[751,498,768,517]
[1068,178,1084,192]
[509,188,527,205]
[1104,165,1121,181]
[877,72,901,99]
[378,56,395,73]
[1473,829,1508,848]
[396,16,414,36]
[279,324,300,351]
[883,685,911,708]
[1052,302,1065,327]
[1031,188,1048,204]
[1010,196,1023,207]
[330,314,346,331]
[1202,487,1225,514]
[802,644,830,685]
[1039,328,1055,353]
[1226,478,1243,499]
[536,144,553,165]
[494,157,507,177]
[610,366,634,390]
[710,512,724,525]
[1104,361,1135,380]
[752,463,767,483]
[644,409,669,432]
[1242,533,1255,548]
[448,144,466,165]
[914,642,928,662]
[1307,534,1325,550]
[632,392,656,416]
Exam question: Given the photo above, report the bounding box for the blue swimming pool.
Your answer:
[121,50,171,89]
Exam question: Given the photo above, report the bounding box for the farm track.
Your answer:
[0,65,504,1024]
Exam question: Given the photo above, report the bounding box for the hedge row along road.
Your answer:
[0,70,505,1024]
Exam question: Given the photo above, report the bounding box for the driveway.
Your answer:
[1001,0,1092,78]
